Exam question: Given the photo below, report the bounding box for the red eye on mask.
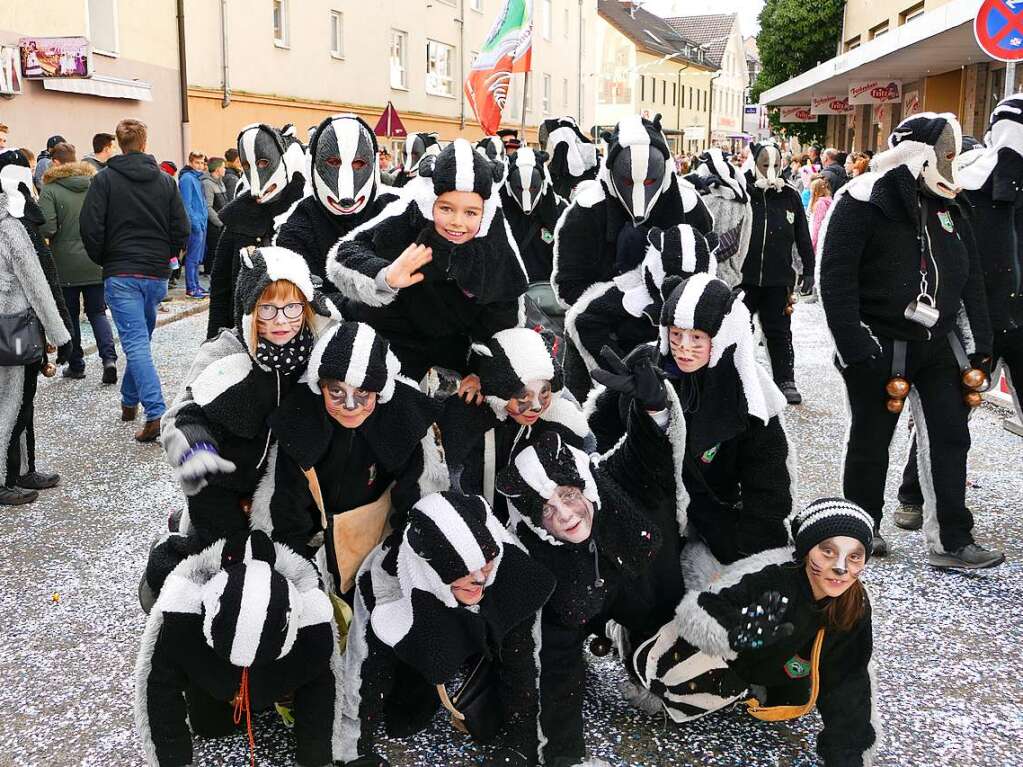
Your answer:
[620,178,635,188]
[352,159,367,171]
[325,156,342,168]
[256,159,270,169]
[643,177,658,187]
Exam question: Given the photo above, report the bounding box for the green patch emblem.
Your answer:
[937,210,954,233]
[700,445,719,463]
[784,654,811,679]
[541,227,554,244]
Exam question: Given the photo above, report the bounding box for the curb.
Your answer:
[80,303,208,357]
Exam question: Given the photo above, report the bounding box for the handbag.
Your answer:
[436,655,502,742]
[744,627,825,721]
[0,308,45,366]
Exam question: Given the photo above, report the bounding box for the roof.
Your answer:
[663,13,739,69]
[598,0,713,69]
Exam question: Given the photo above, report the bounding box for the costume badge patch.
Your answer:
[700,445,719,463]
[368,464,377,486]
[937,210,954,233]
[784,654,811,679]
[541,227,554,244]
[786,210,795,224]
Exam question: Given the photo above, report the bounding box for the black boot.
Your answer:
[102,362,118,385]
[779,381,802,405]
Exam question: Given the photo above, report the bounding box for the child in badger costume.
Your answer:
[631,498,881,767]
[336,491,556,767]
[328,138,528,380]
[500,148,567,283]
[390,132,441,188]
[135,530,342,767]
[538,116,600,201]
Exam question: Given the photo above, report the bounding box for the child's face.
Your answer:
[433,191,484,244]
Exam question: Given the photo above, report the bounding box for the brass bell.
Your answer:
[589,636,613,657]
[41,362,57,378]
[961,368,987,391]
[885,376,910,398]
[45,343,56,354]
[784,302,795,316]
[963,390,983,408]
[886,397,904,414]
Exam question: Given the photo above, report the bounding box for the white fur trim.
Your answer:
[259,246,316,300]
[189,353,254,406]
[453,138,476,193]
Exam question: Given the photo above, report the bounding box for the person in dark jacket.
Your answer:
[38,143,118,382]
[588,274,793,567]
[389,132,441,189]
[740,141,815,405]
[820,148,850,195]
[328,138,527,381]
[32,134,65,191]
[819,112,1003,570]
[79,119,191,442]
[83,131,116,171]
[135,530,343,767]
[275,114,399,280]
[632,498,881,767]
[336,491,556,767]
[538,116,599,201]
[179,152,208,298]
[222,147,243,200]
[896,98,1023,531]
[500,148,566,283]
[200,157,228,275]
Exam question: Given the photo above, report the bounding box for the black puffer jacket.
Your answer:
[79,151,190,279]
[740,173,814,287]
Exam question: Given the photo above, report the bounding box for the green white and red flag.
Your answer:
[464,0,533,135]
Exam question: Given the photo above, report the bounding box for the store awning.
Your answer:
[42,74,153,101]
[760,0,983,106]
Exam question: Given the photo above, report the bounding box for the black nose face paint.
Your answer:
[610,144,666,223]
[238,126,287,203]
[312,118,377,217]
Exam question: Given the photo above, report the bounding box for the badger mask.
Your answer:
[505,149,549,214]
[238,125,290,204]
[311,115,379,216]
[478,136,506,163]
[752,143,784,191]
[609,143,668,223]
[921,121,961,199]
[402,133,440,178]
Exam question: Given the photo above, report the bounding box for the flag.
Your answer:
[373,101,407,138]
[464,0,533,136]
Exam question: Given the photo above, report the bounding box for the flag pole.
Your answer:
[519,71,529,136]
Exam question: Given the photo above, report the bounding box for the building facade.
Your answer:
[183,0,597,157]
[0,0,184,162]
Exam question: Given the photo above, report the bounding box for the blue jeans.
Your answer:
[62,284,117,370]
[185,227,207,295]
[104,276,168,420]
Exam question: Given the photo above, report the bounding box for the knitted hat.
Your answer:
[791,498,874,561]
[404,492,501,585]
[539,116,598,177]
[160,160,177,176]
[420,137,504,200]
[620,224,715,319]
[303,321,401,402]
[471,327,563,401]
[476,135,506,162]
[496,432,599,543]
[402,132,441,176]
[866,112,961,183]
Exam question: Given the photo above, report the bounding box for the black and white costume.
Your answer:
[588,274,793,566]
[632,498,881,767]
[440,327,592,523]
[538,116,600,201]
[390,132,442,188]
[819,112,995,561]
[739,141,814,397]
[327,138,528,380]
[565,223,715,388]
[337,492,555,766]
[551,114,713,309]
[684,147,752,287]
[500,148,567,282]
[135,531,343,767]
[207,123,308,338]
[276,114,399,280]
[496,432,664,767]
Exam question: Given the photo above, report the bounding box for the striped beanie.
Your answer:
[791,498,874,561]
[303,321,401,402]
[471,327,563,401]
[404,492,501,585]
[420,137,505,200]
[658,273,738,357]
[621,224,715,319]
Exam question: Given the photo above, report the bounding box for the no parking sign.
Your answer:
[975,0,1023,62]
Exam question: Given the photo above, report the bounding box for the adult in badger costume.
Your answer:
[500,147,567,282]
[275,114,399,280]
[895,96,1023,533]
[206,123,307,338]
[539,116,599,200]
[818,111,1003,570]
[739,140,815,405]
[390,132,442,188]
[336,491,556,767]
[684,147,752,288]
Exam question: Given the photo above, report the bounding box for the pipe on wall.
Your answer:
[176,0,190,160]
[220,0,231,108]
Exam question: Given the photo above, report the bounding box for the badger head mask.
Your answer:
[505,149,550,214]
[310,114,380,217]
[237,124,291,204]
[402,132,440,178]
[885,112,962,200]
[751,142,784,191]
[477,135,506,163]
[602,114,671,224]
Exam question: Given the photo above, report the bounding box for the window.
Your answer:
[640,76,645,102]
[870,21,889,39]
[845,35,860,51]
[542,0,552,40]
[426,39,456,97]
[273,0,289,47]
[650,77,656,101]
[673,82,677,106]
[543,74,552,113]
[662,80,666,104]
[471,0,483,10]
[330,11,344,58]
[563,77,569,107]
[900,2,925,24]
[88,0,119,55]
[390,30,408,89]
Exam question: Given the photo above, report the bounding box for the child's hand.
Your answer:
[456,374,484,406]
[385,243,432,289]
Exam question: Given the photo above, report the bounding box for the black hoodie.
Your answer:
[79,151,191,279]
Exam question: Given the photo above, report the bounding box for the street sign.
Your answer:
[975,0,1023,62]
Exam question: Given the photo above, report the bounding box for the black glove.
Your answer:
[481,749,529,767]
[799,274,815,295]
[55,341,72,365]
[591,346,668,412]
[727,591,794,652]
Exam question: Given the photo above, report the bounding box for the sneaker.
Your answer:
[0,486,39,505]
[16,471,60,490]
[62,367,86,380]
[102,363,118,385]
[779,381,802,405]
[871,532,889,557]
[928,544,1005,570]
[894,503,923,530]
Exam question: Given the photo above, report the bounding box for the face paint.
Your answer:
[506,150,545,213]
[321,379,378,428]
[668,326,712,372]
[541,485,594,544]
[610,144,667,223]
[754,145,784,191]
[238,126,288,204]
[921,122,961,199]
[450,559,495,605]
[805,535,866,599]
[505,379,553,425]
[312,118,378,216]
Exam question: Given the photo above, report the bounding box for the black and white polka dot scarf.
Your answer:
[255,326,313,374]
